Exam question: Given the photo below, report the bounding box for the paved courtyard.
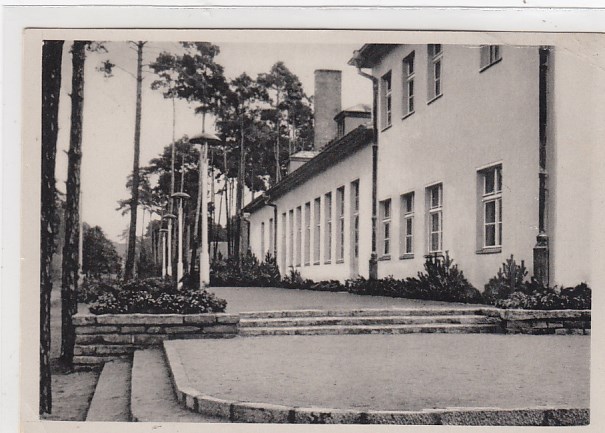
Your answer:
[171,333,590,412]
[209,286,483,313]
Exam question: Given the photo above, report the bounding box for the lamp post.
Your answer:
[190,131,222,288]
[162,213,177,278]
[172,191,190,288]
[159,227,168,278]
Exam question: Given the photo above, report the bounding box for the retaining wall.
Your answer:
[500,310,591,335]
[73,313,239,367]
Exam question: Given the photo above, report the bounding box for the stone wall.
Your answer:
[500,310,590,335]
[73,313,239,367]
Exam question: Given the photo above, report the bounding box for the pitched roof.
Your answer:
[244,125,373,213]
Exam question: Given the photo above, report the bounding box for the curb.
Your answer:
[162,340,589,425]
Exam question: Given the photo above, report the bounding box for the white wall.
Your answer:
[249,145,373,281]
[548,44,603,287]
[373,44,540,288]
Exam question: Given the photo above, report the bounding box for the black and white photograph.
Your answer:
[12,20,604,432]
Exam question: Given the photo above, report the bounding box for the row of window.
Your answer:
[261,181,361,269]
[259,165,502,265]
[381,44,502,129]
[379,165,502,258]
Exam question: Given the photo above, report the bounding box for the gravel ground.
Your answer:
[173,334,590,411]
[209,286,483,313]
[40,289,98,421]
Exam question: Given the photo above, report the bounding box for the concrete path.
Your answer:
[169,334,590,413]
[86,359,131,421]
[130,348,227,422]
[209,286,483,313]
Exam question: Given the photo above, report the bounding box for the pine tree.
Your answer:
[40,39,64,415]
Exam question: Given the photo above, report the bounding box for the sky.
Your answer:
[54,40,373,242]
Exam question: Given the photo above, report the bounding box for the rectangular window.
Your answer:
[380,199,392,257]
[288,209,294,267]
[313,197,321,264]
[268,218,274,257]
[324,192,332,263]
[481,165,503,248]
[336,186,345,262]
[304,202,311,265]
[350,180,360,259]
[402,52,415,116]
[381,71,392,129]
[281,212,287,269]
[400,192,414,256]
[260,222,265,257]
[427,44,443,101]
[480,45,502,70]
[296,206,302,267]
[427,184,443,253]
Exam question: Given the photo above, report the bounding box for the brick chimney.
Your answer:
[313,70,342,150]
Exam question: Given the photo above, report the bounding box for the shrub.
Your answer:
[483,255,528,304]
[405,252,482,303]
[88,277,227,315]
[495,282,591,310]
[77,278,119,304]
[210,252,281,287]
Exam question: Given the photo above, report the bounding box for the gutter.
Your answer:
[355,66,379,280]
[533,47,550,286]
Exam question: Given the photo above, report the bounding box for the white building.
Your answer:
[245,42,597,289]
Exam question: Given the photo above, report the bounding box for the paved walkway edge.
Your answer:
[162,340,588,425]
[85,359,132,421]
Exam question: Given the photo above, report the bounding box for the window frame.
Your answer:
[295,206,302,267]
[380,198,392,259]
[402,52,415,118]
[260,221,265,257]
[351,180,360,259]
[336,186,345,263]
[481,165,503,249]
[313,197,321,265]
[288,209,294,267]
[381,71,393,130]
[480,45,502,71]
[427,184,443,254]
[324,192,332,264]
[400,192,415,258]
[427,44,443,103]
[304,202,311,266]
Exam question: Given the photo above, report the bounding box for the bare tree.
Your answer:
[40,39,64,414]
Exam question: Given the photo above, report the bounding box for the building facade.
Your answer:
[246,42,596,289]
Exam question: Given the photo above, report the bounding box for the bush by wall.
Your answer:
[210,252,281,287]
[483,256,591,310]
[495,282,591,310]
[87,277,227,314]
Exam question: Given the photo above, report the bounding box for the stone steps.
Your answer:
[240,314,500,328]
[240,307,496,319]
[85,359,132,421]
[130,348,227,422]
[240,323,503,336]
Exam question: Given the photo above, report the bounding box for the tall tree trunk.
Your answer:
[235,111,245,260]
[40,39,64,415]
[274,91,281,184]
[190,112,206,276]
[60,40,87,367]
[124,41,145,280]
